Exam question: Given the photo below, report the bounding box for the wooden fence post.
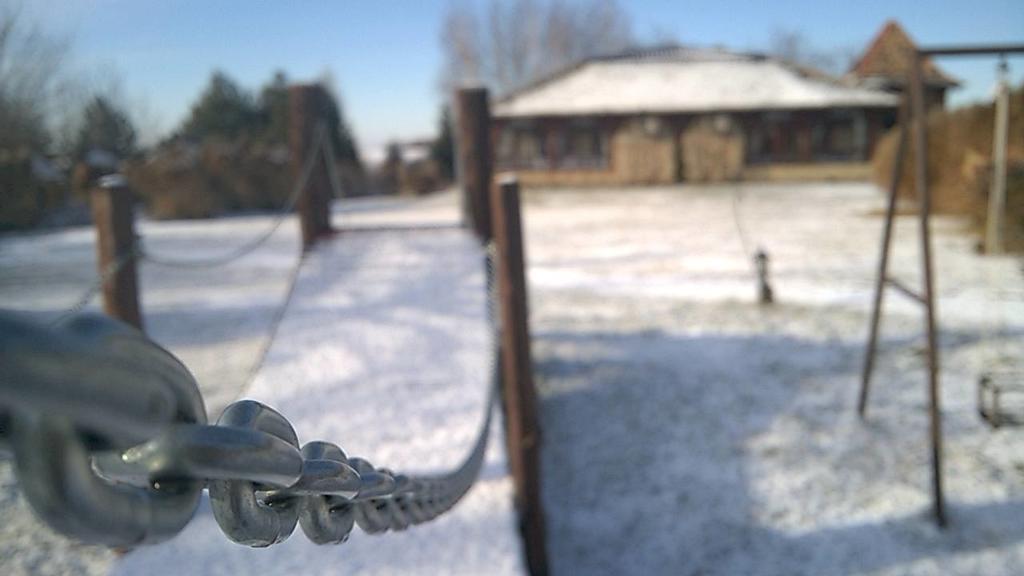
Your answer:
[289,84,334,250]
[492,176,548,576]
[91,175,143,331]
[455,87,493,243]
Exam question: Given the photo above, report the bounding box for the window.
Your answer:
[559,122,607,169]
[814,110,866,160]
[498,123,547,169]
[748,112,798,163]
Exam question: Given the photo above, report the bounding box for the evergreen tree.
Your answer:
[180,71,258,140]
[317,87,361,169]
[73,96,136,160]
[431,105,455,181]
[258,70,289,145]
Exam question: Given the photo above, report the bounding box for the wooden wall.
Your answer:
[496,107,894,186]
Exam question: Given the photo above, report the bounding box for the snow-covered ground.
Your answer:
[1,212,303,576]
[115,223,521,576]
[524,183,1023,575]
[0,194,522,575]
[2,182,1022,575]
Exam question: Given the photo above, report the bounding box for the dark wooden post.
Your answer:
[91,175,142,331]
[289,84,334,250]
[754,249,774,305]
[455,87,493,243]
[491,176,547,576]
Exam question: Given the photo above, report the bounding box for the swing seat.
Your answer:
[978,370,1024,428]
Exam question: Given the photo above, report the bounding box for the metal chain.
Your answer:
[50,245,141,326]
[0,244,499,549]
[51,122,334,323]
[729,185,771,290]
[139,122,331,269]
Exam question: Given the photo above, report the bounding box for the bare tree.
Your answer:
[767,29,854,77]
[441,0,633,96]
[0,3,70,154]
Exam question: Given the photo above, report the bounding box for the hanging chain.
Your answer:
[51,244,142,325]
[52,121,334,323]
[138,122,332,269]
[0,244,499,549]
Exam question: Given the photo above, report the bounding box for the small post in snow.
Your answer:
[91,174,143,331]
[491,176,548,576]
[754,248,774,305]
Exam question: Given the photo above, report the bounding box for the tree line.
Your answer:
[1,7,362,228]
[125,70,362,219]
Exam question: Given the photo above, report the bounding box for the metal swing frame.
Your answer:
[859,43,1024,528]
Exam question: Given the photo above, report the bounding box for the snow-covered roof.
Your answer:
[494,49,899,118]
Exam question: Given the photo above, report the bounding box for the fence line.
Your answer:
[51,245,141,326]
[0,246,499,548]
[52,121,336,324]
[10,85,548,571]
[139,122,332,269]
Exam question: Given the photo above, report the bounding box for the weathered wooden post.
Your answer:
[491,176,548,576]
[455,87,494,243]
[985,58,1010,254]
[288,84,334,250]
[91,174,143,331]
[754,248,774,305]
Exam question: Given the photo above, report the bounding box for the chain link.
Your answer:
[0,244,499,548]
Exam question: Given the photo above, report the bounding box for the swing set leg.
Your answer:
[860,100,908,418]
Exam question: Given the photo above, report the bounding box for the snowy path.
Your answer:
[0,193,523,575]
[114,206,523,575]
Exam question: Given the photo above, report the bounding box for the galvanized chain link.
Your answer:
[0,245,499,549]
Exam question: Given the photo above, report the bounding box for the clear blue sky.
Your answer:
[26,0,1024,158]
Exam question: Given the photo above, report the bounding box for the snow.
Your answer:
[1,194,523,575]
[522,183,1023,575]
[1,212,303,576]
[495,57,898,118]
[2,182,1023,575]
[114,216,522,575]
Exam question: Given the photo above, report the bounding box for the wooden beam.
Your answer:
[91,176,143,331]
[455,88,494,243]
[491,176,548,576]
[288,84,334,250]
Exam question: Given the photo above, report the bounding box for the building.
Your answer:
[492,45,900,186]
[847,21,960,110]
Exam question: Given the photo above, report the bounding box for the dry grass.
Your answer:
[125,137,291,219]
[872,85,1024,251]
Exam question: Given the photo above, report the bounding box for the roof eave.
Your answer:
[494,101,898,119]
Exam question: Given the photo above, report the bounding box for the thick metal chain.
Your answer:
[0,246,499,548]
